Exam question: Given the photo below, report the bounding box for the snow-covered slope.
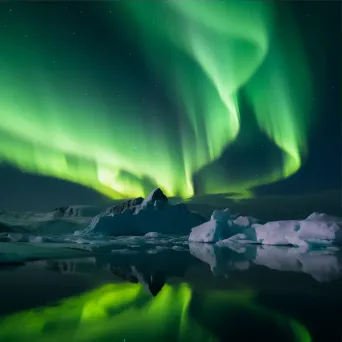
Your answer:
[0,206,103,235]
[189,210,342,247]
[0,210,46,228]
[80,188,206,236]
[45,205,103,219]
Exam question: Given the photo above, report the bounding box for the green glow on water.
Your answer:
[0,282,311,342]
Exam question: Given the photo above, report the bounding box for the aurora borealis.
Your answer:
[0,1,339,204]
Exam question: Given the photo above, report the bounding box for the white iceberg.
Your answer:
[189,209,259,243]
[189,210,342,247]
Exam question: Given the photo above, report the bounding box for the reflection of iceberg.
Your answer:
[111,265,166,296]
[46,258,167,296]
[189,242,342,282]
[43,249,199,296]
[189,242,251,277]
[248,245,342,282]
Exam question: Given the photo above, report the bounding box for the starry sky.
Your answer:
[0,1,340,211]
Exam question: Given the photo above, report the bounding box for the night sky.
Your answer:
[0,1,340,211]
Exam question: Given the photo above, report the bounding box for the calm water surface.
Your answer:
[0,245,341,342]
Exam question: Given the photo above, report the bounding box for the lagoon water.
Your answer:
[0,245,341,342]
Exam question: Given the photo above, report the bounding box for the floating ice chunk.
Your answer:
[189,220,223,243]
[229,218,342,247]
[111,249,138,255]
[189,209,258,243]
[172,246,188,251]
[144,232,170,238]
[190,210,342,247]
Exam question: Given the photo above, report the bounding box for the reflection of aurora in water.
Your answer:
[0,1,312,199]
[0,283,310,342]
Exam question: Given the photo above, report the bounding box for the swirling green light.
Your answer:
[0,2,311,199]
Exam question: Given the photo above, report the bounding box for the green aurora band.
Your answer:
[0,2,312,199]
[0,282,311,341]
